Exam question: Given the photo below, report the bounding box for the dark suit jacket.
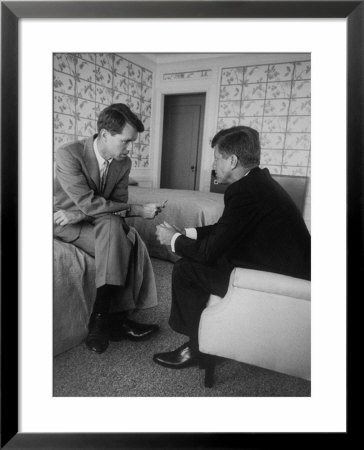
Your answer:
[175,167,311,280]
[54,135,131,242]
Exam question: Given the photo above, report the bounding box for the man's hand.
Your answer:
[131,203,164,220]
[156,221,183,246]
[113,210,128,218]
[54,209,85,226]
[162,221,183,234]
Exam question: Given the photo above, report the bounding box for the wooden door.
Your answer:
[160,93,205,190]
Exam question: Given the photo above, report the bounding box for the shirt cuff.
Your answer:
[185,228,197,240]
[171,232,181,253]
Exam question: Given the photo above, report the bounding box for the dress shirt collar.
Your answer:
[93,136,113,170]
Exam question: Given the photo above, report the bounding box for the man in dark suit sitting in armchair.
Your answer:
[154,126,311,369]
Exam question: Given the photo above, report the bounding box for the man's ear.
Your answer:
[231,154,239,169]
[99,129,108,141]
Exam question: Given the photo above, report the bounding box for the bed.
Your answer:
[53,239,96,355]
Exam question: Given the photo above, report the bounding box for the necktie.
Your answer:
[100,160,110,192]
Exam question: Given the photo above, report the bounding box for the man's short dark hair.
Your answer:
[97,103,144,134]
[211,126,261,168]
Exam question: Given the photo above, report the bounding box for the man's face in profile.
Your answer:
[213,147,232,184]
[102,122,138,161]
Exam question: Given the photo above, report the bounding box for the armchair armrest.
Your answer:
[199,267,311,380]
[232,268,311,301]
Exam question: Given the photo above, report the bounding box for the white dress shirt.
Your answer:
[171,228,197,252]
[93,138,113,188]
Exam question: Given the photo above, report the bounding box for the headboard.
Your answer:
[210,171,308,215]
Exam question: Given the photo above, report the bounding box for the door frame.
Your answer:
[151,80,218,191]
[161,93,206,191]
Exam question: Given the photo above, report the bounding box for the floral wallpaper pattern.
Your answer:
[53,53,153,168]
[218,60,311,177]
[163,69,212,81]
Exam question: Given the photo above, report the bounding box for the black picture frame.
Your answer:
[1,1,361,448]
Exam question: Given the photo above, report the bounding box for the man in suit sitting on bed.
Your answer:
[154,125,311,369]
[54,103,162,354]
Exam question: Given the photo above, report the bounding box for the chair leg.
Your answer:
[199,354,216,388]
[205,360,215,388]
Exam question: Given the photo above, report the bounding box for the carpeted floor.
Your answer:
[53,258,311,397]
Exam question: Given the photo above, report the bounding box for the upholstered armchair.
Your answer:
[198,174,310,387]
[198,268,311,387]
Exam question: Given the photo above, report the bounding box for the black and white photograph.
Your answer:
[53,52,311,397]
[2,1,357,444]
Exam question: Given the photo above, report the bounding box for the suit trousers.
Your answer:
[55,214,158,314]
[68,215,133,288]
[169,258,231,351]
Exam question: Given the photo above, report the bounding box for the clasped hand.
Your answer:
[156,221,182,246]
[54,209,84,226]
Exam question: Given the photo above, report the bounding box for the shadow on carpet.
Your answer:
[53,258,311,397]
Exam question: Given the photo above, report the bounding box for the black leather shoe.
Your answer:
[153,342,199,369]
[85,313,109,354]
[109,318,159,342]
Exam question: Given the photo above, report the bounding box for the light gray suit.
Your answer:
[54,135,157,312]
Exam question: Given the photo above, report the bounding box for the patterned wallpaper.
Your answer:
[217,60,311,177]
[53,53,153,168]
[163,69,212,81]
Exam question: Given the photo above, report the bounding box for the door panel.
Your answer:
[161,94,205,190]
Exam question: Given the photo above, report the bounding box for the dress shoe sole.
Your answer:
[85,343,109,354]
[153,356,199,369]
[109,332,157,342]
